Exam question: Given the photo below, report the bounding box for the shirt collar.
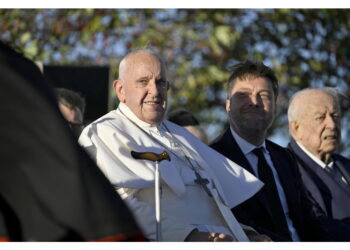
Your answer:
[229,127,267,155]
[117,103,163,132]
[295,141,333,169]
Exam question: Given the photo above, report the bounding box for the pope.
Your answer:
[79,49,268,242]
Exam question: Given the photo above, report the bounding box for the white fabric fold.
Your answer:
[79,103,264,241]
[79,103,263,207]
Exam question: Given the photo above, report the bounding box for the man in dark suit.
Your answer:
[211,61,330,241]
[287,88,350,224]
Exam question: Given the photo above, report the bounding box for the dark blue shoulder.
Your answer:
[266,139,287,152]
[333,153,350,165]
[266,139,296,161]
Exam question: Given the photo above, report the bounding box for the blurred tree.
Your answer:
[1,9,349,155]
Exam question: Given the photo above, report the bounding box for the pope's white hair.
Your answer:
[118,48,164,83]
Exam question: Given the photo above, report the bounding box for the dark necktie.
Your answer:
[252,147,291,239]
[325,163,350,189]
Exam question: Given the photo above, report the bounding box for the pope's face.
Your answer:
[293,91,341,162]
[226,76,276,136]
[115,52,168,124]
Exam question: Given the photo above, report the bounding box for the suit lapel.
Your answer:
[332,158,350,195]
[266,142,299,217]
[220,130,276,219]
[266,142,296,198]
[333,156,350,191]
[220,129,255,175]
[289,140,333,196]
[288,140,333,214]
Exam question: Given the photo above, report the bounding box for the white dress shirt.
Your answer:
[230,127,301,241]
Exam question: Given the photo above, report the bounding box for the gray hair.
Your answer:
[288,87,341,122]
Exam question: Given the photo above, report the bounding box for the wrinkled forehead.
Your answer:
[302,91,339,114]
[122,52,167,79]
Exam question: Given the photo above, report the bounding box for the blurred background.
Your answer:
[1,9,349,156]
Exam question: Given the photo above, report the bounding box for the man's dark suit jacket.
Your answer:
[211,128,328,241]
[288,140,350,221]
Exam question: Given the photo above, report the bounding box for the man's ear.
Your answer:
[289,121,299,139]
[113,80,125,103]
[226,98,231,113]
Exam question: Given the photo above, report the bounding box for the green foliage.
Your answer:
[1,9,350,155]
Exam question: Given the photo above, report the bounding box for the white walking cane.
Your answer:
[131,151,171,241]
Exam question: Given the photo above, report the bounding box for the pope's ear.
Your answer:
[113,80,125,103]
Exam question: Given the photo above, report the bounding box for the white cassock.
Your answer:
[79,103,263,241]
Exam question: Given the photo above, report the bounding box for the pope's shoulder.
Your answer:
[82,109,126,133]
